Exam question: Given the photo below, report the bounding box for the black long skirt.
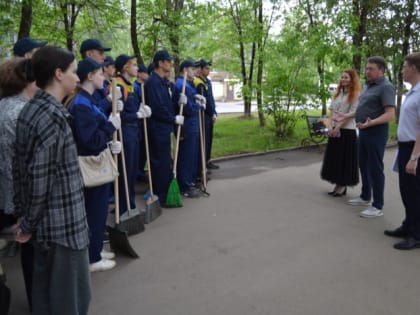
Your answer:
[320,128,359,186]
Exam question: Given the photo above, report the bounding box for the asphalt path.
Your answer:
[215,100,257,114]
[3,145,420,315]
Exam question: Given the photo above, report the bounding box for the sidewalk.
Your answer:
[215,100,257,114]
[3,146,420,315]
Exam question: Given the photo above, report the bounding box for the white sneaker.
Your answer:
[347,197,370,206]
[89,259,116,272]
[101,249,115,260]
[359,206,383,218]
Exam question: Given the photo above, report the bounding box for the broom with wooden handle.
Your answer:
[166,71,187,207]
[141,82,162,222]
[107,79,139,258]
[117,126,145,235]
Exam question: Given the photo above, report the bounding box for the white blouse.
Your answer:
[329,90,359,130]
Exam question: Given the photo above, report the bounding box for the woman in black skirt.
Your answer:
[321,69,361,196]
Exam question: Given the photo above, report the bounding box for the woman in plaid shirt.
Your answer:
[13,46,91,315]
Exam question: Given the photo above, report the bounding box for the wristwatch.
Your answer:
[409,154,419,161]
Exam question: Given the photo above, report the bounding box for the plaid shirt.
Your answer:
[13,90,89,250]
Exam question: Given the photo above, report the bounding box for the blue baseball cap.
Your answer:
[104,56,115,66]
[138,63,148,73]
[115,54,136,72]
[195,59,212,68]
[77,57,103,82]
[13,37,47,57]
[147,63,155,74]
[80,39,111,54]
[153,50,174,63]
[180,59,195,71]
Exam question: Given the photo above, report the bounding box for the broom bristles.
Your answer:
[166,179,183,207]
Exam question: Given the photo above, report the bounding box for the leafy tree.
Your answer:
[0,0,21,58]
[130,0,143,63]
[263,13,318,137]
[223,0,259,118]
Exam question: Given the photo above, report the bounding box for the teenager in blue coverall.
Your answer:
[173,59,204,197]
[113,55,151,215]
[144,50,184,206]
[68,57,121,272]
[79,38,118,115]
[194,59,218,170]
[134,64,150,181]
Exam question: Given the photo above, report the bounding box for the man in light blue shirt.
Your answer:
[384,52,420,250]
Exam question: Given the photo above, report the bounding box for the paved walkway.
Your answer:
[3,146,420,315]
[215,100,257,114]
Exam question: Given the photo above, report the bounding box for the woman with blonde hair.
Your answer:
[321,68,361,196]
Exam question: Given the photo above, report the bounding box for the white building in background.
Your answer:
[209,71,242,102]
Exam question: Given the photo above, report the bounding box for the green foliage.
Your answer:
[0,0,417,144]
[261,12,320,138]
[0,0,127,57]
[212,114,303,157]
[0,0,21,58]
[212,113,398,158]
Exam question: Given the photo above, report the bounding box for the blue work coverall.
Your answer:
[173,77,201,193]
[116,75,141,214]
[144,72,175,204]
[69,89,116,263]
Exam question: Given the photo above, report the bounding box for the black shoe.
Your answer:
[384,226,409,238]
[393,237,420,250]
[332,188,347,197]
[207,162,219,170]
[327,191,336,195]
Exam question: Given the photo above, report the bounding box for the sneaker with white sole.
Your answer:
[100,249,115,260]
[89,259,116,272]
[359,206,383,218]
[183,188,201,198]
[347,197,370,206]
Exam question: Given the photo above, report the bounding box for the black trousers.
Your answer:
[0,212,33,311]
[398,142,420,240]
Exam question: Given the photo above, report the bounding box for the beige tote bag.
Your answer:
[78,148,119,187]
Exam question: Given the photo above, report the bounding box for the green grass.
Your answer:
[212,112,398,158]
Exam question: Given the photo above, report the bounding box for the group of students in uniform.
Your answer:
[0,37,219,314]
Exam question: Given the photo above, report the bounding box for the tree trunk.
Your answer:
[256,2,265,127]
[18,0,32,39]
[396,0,415,122]
[317,60,326,116]
[164,0,184,76]
[352,0,368,74]
[130,0,143,64]
[60,2,83,51]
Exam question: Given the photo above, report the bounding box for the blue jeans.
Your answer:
[358,124,388,209]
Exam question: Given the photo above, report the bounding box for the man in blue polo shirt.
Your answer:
[348,56,396,218]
